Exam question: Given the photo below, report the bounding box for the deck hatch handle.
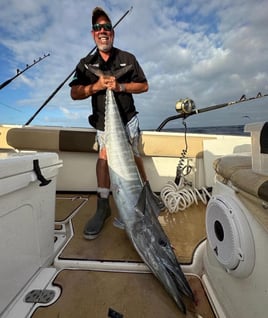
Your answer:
[25,289,56,304]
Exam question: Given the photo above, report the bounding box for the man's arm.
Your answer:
[70,84,97,100]
[106,76,149,94]
[119,81,149,94]
[70,76,109,100]
[71,77,149,100]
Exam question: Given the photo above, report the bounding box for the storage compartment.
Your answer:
[0,151,62,314]
[244,122,268,175]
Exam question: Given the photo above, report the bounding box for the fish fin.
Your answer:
[84,64,104,77]
[113,217,125,230]
[135,181,165,217]
[144,181,165,216]
[84,64,133,79]
[135,184,147,216]
[112,65,133,79]
[136,181,164,217]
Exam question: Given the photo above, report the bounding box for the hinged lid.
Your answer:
[0,151,61,179]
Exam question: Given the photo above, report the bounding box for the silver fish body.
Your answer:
[105,88,194,313]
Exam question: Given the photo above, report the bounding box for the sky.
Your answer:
[0,0,268,131]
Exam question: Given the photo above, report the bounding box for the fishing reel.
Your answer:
[175,98,196,114]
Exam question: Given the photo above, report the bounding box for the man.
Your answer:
[69,7,149,240]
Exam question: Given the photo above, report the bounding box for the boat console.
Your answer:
[204,122,268,317]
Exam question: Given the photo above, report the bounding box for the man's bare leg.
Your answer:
[134,155,147,183]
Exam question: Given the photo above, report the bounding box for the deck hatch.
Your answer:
[25,289,56,304]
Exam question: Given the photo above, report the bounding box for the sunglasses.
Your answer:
[92,23,113,32]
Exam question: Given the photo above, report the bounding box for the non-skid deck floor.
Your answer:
[56,193,207,264]
[32,270,215,318]
[31,194,213,317]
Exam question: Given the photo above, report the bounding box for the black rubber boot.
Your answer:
[83,197,111,240]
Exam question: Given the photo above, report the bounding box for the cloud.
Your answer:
[1,0,268,129]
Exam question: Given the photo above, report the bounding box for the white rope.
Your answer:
[160,178,211,213]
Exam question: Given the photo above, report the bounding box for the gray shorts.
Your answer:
[96,115,141,156]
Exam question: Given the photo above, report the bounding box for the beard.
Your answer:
[97,42,113,52]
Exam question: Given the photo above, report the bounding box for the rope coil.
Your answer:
[160,178,211,213]
[160,117,211,213]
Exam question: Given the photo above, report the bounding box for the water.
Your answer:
[161,125,249,136]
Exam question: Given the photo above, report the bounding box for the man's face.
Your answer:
[91,16,114,53]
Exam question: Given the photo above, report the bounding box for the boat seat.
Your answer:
[6,127,97,153]
[5,127,209,158]
[214,155,268,202]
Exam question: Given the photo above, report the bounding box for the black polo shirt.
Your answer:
[69,47,147,131]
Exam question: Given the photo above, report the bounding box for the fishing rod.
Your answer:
[25,6,133,126]
[156,92,268,131]
[0,54,50,90]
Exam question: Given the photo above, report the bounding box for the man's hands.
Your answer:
[95,75,122,92]
[70,76,124,100]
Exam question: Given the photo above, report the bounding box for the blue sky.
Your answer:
[0,0,268,130]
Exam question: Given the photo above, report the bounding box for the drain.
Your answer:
[25,289,56,304]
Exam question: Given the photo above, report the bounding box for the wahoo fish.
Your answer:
[86,64,194,313]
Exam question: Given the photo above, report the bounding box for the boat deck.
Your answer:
[55,193,207,264]
[29,193,214,317]
[32,270,214,318]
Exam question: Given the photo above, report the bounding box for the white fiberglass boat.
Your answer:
[0,118,267,317]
